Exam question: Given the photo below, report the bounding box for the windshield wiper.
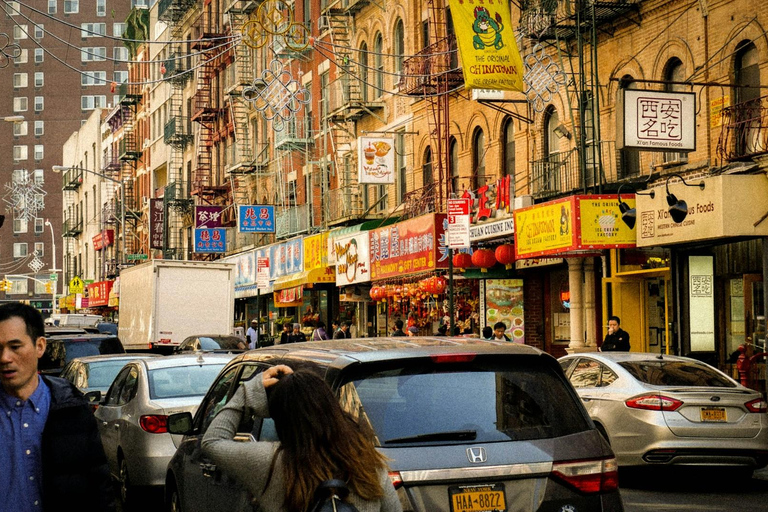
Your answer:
[384,429,477,444]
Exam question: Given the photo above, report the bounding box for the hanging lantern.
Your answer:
[472,248,497,272]
[369,286,378,301]
[495,244,515,269]
[453,252,474,271]
[433,276,447,295]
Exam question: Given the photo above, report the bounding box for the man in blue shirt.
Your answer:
[0,303,114,512]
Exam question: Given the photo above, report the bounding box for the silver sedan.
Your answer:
[559,352,768,474]
[94,353,235,507]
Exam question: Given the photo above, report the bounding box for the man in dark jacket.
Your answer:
[391,319,406,337]
[333,321,351,339]
[601,315,631,351]
[287,323,307,343]
[0,302,115,512]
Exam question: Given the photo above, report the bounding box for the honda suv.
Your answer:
[165,337,623,512]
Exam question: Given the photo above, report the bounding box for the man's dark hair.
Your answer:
[343,321,352,328]
[493,321,507,330]
[482,326,493,338]
[608,315,621,324]
[394,319,403,329]
[0,302,45,342]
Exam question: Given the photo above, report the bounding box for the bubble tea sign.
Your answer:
[358,136,395,184]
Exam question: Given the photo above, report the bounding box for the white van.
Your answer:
[45,314,103,327]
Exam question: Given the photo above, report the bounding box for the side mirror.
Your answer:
[84,390,102,403]
[167,412,195,435]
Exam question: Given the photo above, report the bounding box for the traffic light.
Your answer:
[45,282,52,293]
[0,280,9,291]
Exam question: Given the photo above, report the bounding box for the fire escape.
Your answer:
[61,167,83,283]
[159,0,196,260]
[398,0,463,217]
[100,144,121,278]
[117,83,143,262]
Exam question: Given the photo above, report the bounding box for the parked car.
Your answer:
[96,322,118,335]
[559,352,768,475]
[45,326,99,336]
[165,337,623,512]
[174,334,248,354]
[39,334,125,376]
[59,353,160,399]
[95,353,236,508]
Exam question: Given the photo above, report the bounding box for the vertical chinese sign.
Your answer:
[149,199,164,250]
[238,205,275,233]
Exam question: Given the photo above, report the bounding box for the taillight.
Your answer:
[139,414,169,434]
[551,457,619,494]
[745,398,768,413]
[388,471,403,490]
[625,394,683,411]
[430,353,476,364]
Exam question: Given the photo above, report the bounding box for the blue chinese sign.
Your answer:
[194,228,226,253]
[239,205,275,233]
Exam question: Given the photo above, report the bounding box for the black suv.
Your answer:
[166,337,623,512]
[40,334,125,376]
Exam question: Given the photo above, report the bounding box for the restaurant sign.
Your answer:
[617,89,695,151]
[370,213,448,280]
[86,280,113,307]
[332,232,371,286]
[462,175,516,241]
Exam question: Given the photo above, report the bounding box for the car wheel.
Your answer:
[168,482,182,512]
[119,457,132,509]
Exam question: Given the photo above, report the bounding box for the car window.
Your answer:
[199,366,241,433]
[618,360,737,387]
[86,361,134,389]
[149,364,226,400]
[105,366,131,406]
[599,366,618,387]
[346,359,590,445]
[569,359,602,388]
[559,359,574,377]
[117,366,139,405]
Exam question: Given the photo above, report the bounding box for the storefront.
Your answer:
[85,280,116,320]
[329,225,374,338]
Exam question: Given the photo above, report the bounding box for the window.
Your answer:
[13,73,27,88]
[34,194,44,210]
[34,24,44,39]
[12,169,25,183]
[34,96,44,112]
[394,19,404,77]
[132,0,150,7]
[34,276,47,295]
[16,49,27,63]
[449,137,459,195]
[81,95,107,110]
[422,146,433,187]
[617,78,640,178]
[471,128,485,190]
[114,47,129,62]
[13,145,28,161]
[663,58,688,164]
[113,71,128,84]
[113,23,126,37]
[374,33,384,95]
[13,121,28,137]
[34,145,44,160]
[446,9,458,70]
[359,43,368,103]
[33,169,44,185]
[34,242,44,257]
[13,219,28,233]
[735,41,760,157]
[34,121,44,136]
[569,359,602,388]
[13,25,27,40]
[396,131,406,202]
[503,118,515,177]
[64,0,78,14]
[34,72,43,87]
[81,23,106,38]
[82,71,107,86]
[8,278,27,295]
[48,0,56,14]
[81,47,106,62]
[13,243,28,258]
[35,218,44,233]
[97,0,106,16]
[545,107,560,160]
[5,1,19,15]
[34,48,44,63]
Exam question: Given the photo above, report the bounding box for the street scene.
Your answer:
[2,0,768,511]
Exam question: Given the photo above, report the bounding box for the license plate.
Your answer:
[700,407,727,422]
[449,483,506,512]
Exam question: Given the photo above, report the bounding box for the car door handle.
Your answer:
[200,462,218,478]
[113,424,120,430]
[102,421,108,426]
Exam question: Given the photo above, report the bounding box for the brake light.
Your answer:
[430,353,476,364]
[139,414,169,433]
[388,471,403,490]
[745,398,768,413]
[551,457,619,494]
[625,394,683,411]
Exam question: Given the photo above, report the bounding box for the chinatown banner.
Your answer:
[514,195,637,259]
[92,229,114,251]
[448,0,524,91]
[369,213,448,280]
[86,280,114,307]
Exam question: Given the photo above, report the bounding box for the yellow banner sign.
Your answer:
[303,232,328,271]
[578,197,637,247]
[448,0,524,91]
[514,199,574,258]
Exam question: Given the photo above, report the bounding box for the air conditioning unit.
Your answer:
[318,16,330,32]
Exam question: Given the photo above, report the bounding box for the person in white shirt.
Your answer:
[246,320,259,349]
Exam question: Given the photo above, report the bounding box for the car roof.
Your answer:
[65,353,160,364]
[46,334,121,341]
[559,352,704,364]
[136,353,237,370]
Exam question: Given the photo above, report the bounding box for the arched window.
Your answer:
[663,58,687,164]
[735,41,759,105]
[618,77,640,178]
[359,42,368,103]
[735,41,760,156]
[503,118,515,177]
[394,19,404,76]
[446,9,458,70]
[545,107,560,160]
[374,33,384,95]
[449,137,459,195]
[472,128,485,190]
[422,146,433,187]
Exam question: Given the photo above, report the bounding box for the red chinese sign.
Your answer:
[86,281,114,307]
[369,213,447,280]
[92,229,114,251]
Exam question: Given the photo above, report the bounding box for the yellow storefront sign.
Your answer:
[578,197,636,246]
[514,199,573,258]
[448,0,524,91]
[303,232,328,271]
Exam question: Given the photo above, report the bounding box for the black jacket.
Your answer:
[391,329,406,337]
[602,328,630,352]
[41,376,115,511]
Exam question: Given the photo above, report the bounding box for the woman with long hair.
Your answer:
[202,363,401,512]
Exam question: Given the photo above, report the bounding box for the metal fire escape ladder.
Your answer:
[117,86,142,262]
[191,53,217,196]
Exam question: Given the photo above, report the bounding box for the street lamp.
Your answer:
[52,165,126,267]
[43,219,61,314]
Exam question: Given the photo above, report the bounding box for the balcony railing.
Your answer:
[717,96,768,162]
[328,186,364,223]
[275,204,310,238]
[530,149,580,200]
[274,117,313,151]
[62,216,83,237]
[164,116,194,148]
[62,168,83,191]
[399,36,463,96]
[402,181,439,220]
[158,0,196,23]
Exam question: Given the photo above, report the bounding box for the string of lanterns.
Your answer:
[452,243,515,272]
[369,275,448,303]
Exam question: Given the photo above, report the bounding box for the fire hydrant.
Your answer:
[736,345,749,387]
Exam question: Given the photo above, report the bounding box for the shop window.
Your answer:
[549,266,570,344]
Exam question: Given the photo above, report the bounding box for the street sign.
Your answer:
[447,198,471,249]
[68,276,84,295]
[257,257,270,290]
[50,274,57,281]
[126,254,148,261]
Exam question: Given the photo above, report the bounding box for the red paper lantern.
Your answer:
[495,244,515,269]
[472,248,497,272]
[453,252,474,270]
[433,276,447,294]
[369,286,379,301]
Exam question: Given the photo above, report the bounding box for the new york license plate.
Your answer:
[700,407,727,422]
[449,483,506,512]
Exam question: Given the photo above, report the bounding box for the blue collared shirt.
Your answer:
[0,376,51,512]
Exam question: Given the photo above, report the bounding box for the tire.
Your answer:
[119,457,132,510]
[168,481,182,512]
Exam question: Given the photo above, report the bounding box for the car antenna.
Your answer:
[196,353,205,364]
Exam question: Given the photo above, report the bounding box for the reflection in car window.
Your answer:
[105,367,131,406]
[118,366,139,405]
[619,360,737,387]
[559,359,574,377]
[199,367,240,433]
[349,363,590,445]
[600,366,618,387]
[570,359,601,388]
[149,364,226,400]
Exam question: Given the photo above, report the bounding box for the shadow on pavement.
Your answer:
[619,467,768,493]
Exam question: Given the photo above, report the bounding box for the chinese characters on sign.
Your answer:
[194,228,226,253]
[369,214,447,280]
[150,199,164,250]
[195,206,223,228]
[618,89,695,151]
[239,205,275,233]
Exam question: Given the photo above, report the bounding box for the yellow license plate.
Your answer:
[700,407,727,422]
[449,483,506,512]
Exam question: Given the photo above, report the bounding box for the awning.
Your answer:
[272,266,335,291]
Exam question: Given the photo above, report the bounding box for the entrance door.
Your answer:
[644,277,670,354]
[610,276,670,353]
[744,274,765,352]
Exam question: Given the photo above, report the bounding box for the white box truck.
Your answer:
[118,260,235,352]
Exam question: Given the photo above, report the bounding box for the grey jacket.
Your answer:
[201,377,402,512]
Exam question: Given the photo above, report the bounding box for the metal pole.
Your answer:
[255,289,260,348]
[448,248,455,335]
[120,182,126,267]
[47,221,57,314]
[762,237,768,398]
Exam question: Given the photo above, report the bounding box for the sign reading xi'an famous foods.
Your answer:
[448,0,524,91]
[617,89,696,151]
[358,137,395,184]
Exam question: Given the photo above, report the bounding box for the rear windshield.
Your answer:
[85,360,133,389]
[149,364,225,399]
[41,338,124,371]
[618,360,736,388]
[343,360,590,446]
